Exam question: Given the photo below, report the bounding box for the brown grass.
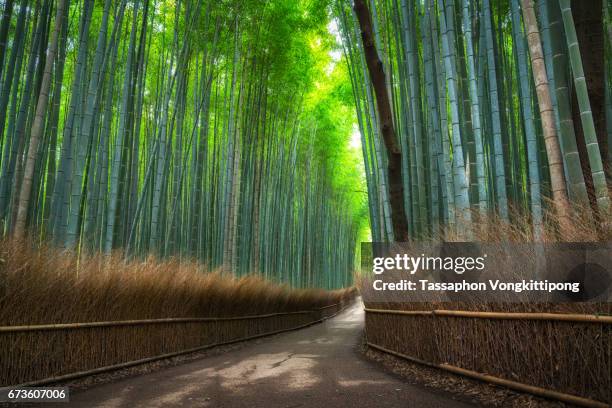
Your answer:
[0,238,355,386]
[441,199,612,243]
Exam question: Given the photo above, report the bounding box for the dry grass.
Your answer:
[442,200,612,243]
[0,238,355,386]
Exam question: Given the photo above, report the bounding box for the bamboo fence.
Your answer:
[364,307,611,407]
[0,301,349,386]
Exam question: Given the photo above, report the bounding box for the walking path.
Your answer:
[65,301,473,407]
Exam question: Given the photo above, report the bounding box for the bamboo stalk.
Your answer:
[521,0,572,234]
[353,0,410,242]
[13,0,68,240]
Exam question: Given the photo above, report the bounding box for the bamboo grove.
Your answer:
[0,0,369,289]
[337,0,612,241]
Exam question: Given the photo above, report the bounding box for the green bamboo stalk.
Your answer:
[461,0,487,219]
[483,0,508,221]
[541,1,590,205]
[14,0,68,239]
[559,0,610,212]
[437,0,472,236]
[510,0,543,238]
[521,0,571,233]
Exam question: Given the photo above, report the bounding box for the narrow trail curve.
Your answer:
[64,302,474,407]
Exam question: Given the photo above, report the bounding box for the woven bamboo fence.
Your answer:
[0,301,348,386]
[365,307,611,407]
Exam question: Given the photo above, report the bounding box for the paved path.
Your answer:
[65,302,473,407]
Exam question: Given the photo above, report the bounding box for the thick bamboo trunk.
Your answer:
[511,0,543,238]
[14,0,68,240]
[521,0,571,235]
[461,0,487,221]
[571,0,609,184]
[354,0,409,241]
[560,0,610,213]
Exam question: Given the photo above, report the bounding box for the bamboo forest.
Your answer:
[339,0,611,242]
[0,0,611,289]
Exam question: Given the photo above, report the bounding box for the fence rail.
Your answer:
[0,304,340,333]
[364,308,612,324]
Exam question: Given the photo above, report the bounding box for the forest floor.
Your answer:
[46,301,475,408]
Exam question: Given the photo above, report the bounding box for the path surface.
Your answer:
[65,302,473,407]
